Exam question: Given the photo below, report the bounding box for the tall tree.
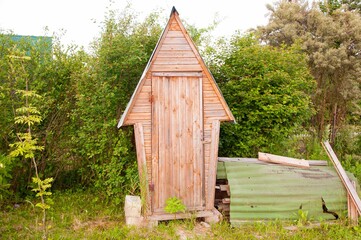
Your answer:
[258,0,361,144]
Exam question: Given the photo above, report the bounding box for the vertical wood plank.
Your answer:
[348,181,359,224]
[151,76,159,211]
[185,77,193,207]
[160,77,167,208]
[192,77,202,208]
[134,123,151,215]
[322,141,361,215]
[199,77,205,206]
[171,77,180,198]
[206,120,220,210]
[179,76,186,203]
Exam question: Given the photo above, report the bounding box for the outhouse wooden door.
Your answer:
[151,72,204,213]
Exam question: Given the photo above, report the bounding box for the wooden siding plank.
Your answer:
[166,30,184,37]
[172,76,180,198]
[164,77,171,206]
[157,50,196,58]
[159,77,166,209]
[151,76,158,211]
[185,77,193,207]
[204,103,224,110]
[151,65,202,72]
[126,113,151,120]
[203,96,219,102]
[163,37,188,45]
[159,44,192,51]
[200,77,205,206]
[192,77,203,207]
[206,120,220,210]
[204,111,228,117]
[179,76,187,205]
[130,107,151,113]
[152,72,202,77]
[153,58,199,65]
[134,123,151,215]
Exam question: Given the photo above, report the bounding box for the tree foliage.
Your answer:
[319,0,361,13]
[258,0,361,146]
[208,35,315,157]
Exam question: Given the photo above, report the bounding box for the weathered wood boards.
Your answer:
[206,120,220,210]
[134,123,151,215]
[258,152,310,168]
[151,73,203,212]
[348,181,359,224]
[322,141,361,223]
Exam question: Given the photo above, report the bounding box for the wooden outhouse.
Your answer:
[118,7,235,222]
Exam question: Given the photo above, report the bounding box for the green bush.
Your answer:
[212,35,315,157]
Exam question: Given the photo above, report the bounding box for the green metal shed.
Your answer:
[216,159,359,226]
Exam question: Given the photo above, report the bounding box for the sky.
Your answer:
[0,0,274,51]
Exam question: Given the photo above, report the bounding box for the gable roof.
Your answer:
[118,7,235,127]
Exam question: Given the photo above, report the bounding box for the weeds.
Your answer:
[1,190,361,239]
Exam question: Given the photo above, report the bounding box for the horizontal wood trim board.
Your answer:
[160,45,192,51]
[166,31,184,37]
[153,59,199,65]
[163,37,188,45]
[151,65,203,71]
[148,210,214,221]
[157,50,196,58]
[152,72,202,77]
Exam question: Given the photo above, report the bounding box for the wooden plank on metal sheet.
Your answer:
[258,152,310,168]
[322,141,361,216]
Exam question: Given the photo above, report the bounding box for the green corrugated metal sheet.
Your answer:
[217,162,227,179]
[217,160,358,226]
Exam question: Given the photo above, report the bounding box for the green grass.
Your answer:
[1,190,361,239]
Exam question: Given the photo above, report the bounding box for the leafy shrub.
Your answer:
[213,35,315,157]
[0,154,12,205]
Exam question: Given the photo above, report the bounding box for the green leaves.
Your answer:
[14,115,42,125]
[259,0,361,144]
[215,35,315,157]
[9,133,44,159]
[32,177,53,210]
[16,90,42,99]
[165,197,186,215]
